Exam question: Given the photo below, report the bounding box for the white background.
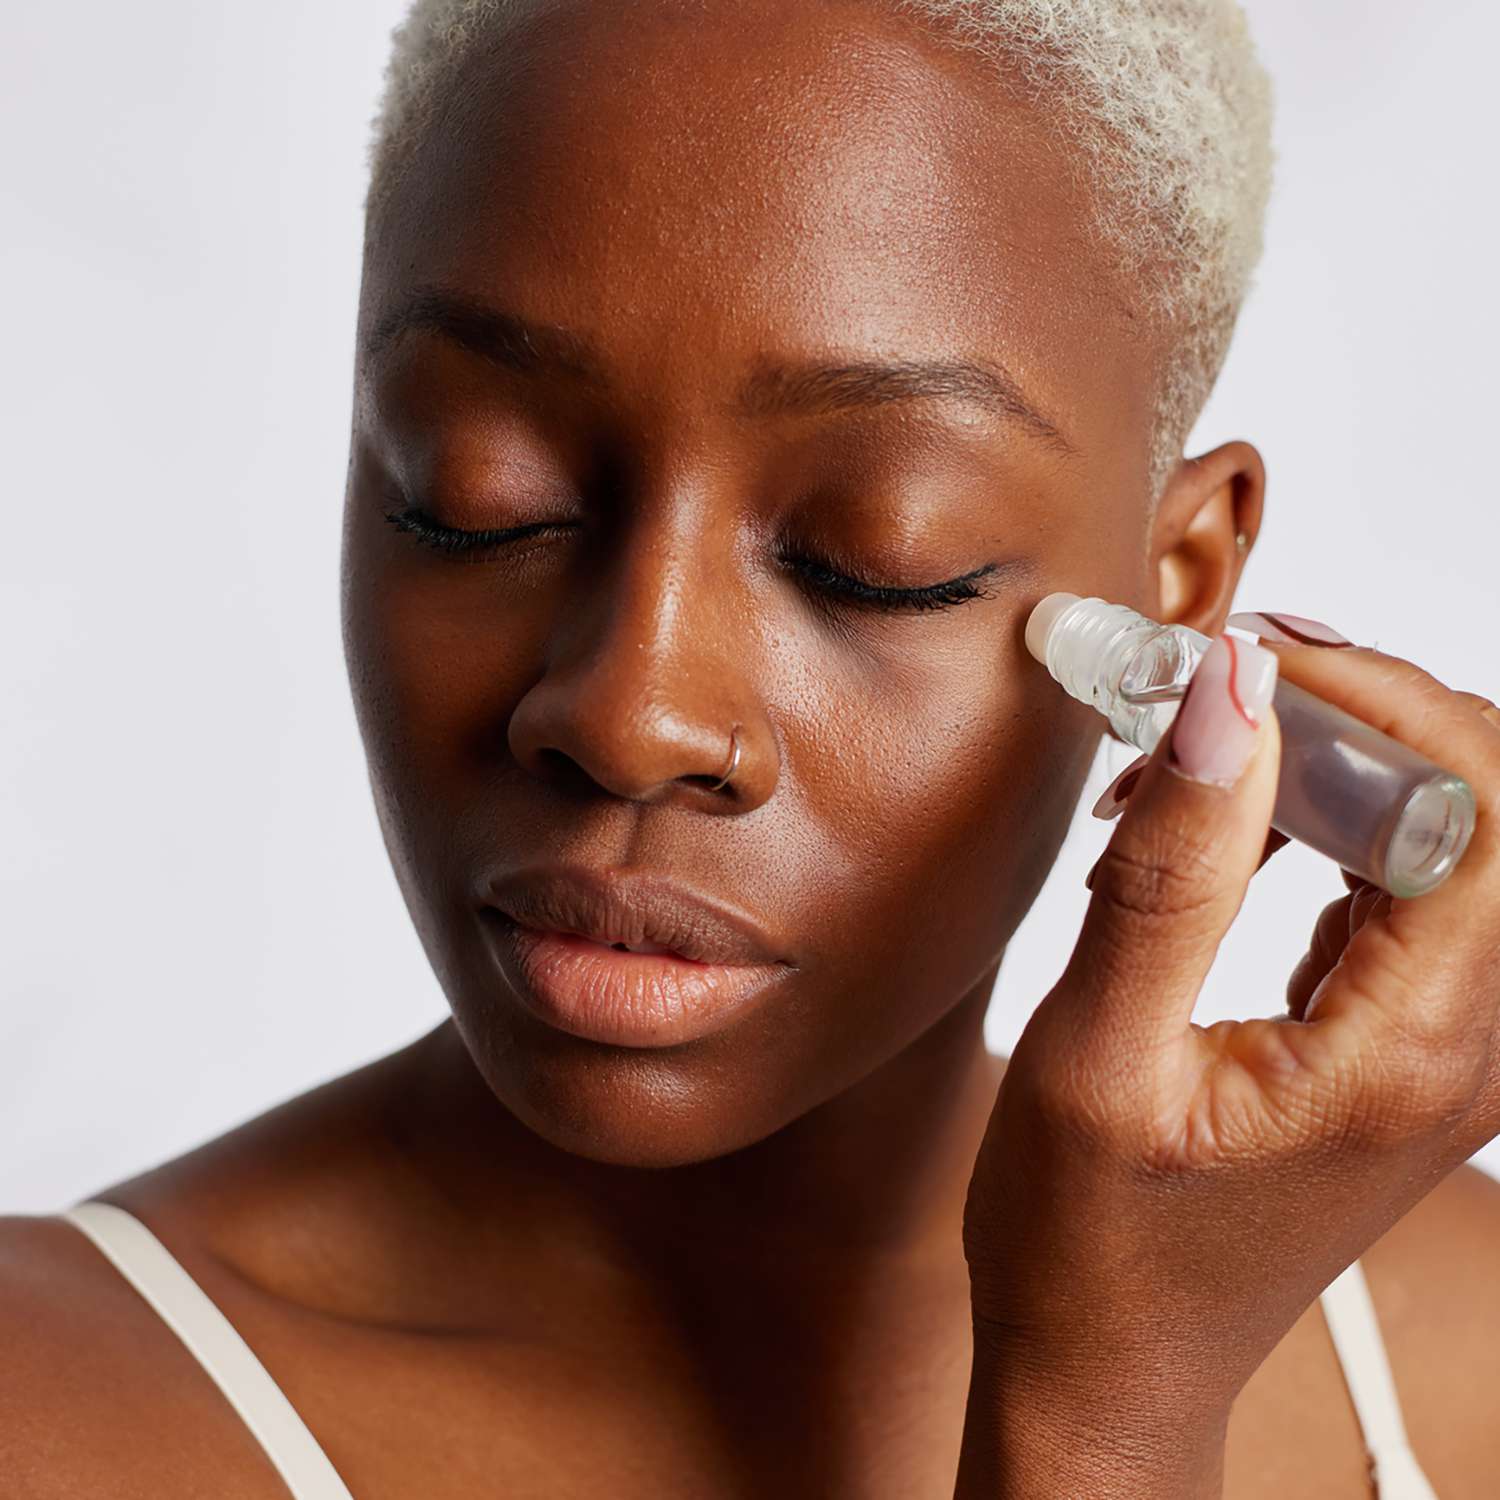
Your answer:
[3,0,1496,1212]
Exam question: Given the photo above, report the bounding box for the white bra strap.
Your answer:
[60,1201,355,1500]
[1319,1257,1441,1499]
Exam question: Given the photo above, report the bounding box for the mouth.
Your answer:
[484,862,785,965]
[479,864,794,1048]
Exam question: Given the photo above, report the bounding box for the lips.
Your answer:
[479,864,795,1047]
[484,864,784,966]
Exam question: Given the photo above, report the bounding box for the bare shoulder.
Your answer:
[1356,1161,1500,1493]
[0,1211,288,1498]
[0,1039,434,1497]
[1365,1158,1500,1308]
[1225,1162,1500,1499]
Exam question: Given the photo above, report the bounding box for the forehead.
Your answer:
[360,0,1152,460]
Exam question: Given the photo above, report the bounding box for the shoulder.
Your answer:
[0,1040,435,1496]
[0,1211,288,1496]
[1363,1160,1500,1352]
[1225,1163,1500,1499]
[1358,1162,1500,1493]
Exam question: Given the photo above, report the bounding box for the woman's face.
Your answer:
[342,0,1169,1166]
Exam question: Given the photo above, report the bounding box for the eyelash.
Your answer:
[382,504,999,614]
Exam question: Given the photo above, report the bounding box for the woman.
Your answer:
[4,0,1498,1495]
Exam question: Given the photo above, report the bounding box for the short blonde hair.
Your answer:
[365,0,1273,501]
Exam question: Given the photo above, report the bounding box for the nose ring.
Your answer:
[708,725,741,792]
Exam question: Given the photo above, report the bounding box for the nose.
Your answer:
[506,518,773,810]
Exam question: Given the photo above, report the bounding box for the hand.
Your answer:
[954,623,1500,1499]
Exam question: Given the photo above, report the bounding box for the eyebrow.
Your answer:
[363,285,1074,454]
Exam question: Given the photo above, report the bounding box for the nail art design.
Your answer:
[1168,633,1279,787]
[1091,754,1149,820]
[1225,611,1354,648]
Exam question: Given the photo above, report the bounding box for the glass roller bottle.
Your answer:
[1025,593,1476,898]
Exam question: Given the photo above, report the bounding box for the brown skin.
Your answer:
[955,640,1500,1497]
[3,2,1498,1495]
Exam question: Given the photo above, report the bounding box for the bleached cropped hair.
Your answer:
[365,0,1274,502]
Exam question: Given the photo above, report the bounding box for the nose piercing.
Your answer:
[709,725,741,792]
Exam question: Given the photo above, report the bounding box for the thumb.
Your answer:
[1055,632,1282,1055]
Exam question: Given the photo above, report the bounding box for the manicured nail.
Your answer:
[1168,633,1279,787]
[1091,754,1150,820]
[1225,611,1354,647]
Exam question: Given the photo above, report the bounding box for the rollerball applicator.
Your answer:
[1026,594,1475,898]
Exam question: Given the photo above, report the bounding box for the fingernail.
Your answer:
[1091,754,1150,820]
[1225,611,1354,648]
[1169,633,1279,787]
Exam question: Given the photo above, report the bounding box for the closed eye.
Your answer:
[778,549,1001,612]
[383,505,575,560]
[384,504,1000,613]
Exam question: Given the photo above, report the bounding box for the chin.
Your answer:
[453,998,809,1170]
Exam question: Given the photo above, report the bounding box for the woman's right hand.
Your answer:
[953,624,1500,1499]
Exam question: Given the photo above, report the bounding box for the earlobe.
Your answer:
[1152,439,1265,634]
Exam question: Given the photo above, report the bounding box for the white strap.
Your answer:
[60,1201,355,1500]
[1319,1258,1441,1499]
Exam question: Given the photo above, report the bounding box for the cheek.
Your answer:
[343,536,532,797]
[340,537,534,946]
[787,634,1099,1033]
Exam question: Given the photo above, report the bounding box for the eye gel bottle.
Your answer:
[1025,593,1476,898]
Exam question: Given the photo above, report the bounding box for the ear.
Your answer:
[1151,439,1265,635]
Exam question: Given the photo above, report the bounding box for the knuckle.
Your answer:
[1035,1086,1118,1152]
[1138,1077,1256,1174]
[1365,972,1464,1058]
[1452,689,1500,725]
[1345,917,1445,1015]
[1090,825,1224,923]
[1353,1041,1487,1140]
[1012,1043,1137,1153]
[1390,655,1454,704]
[1312,895,1353,959]
[1332,966,1490,1142]
[1360,655,1459,735]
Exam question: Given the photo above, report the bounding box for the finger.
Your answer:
[1286,893,1354,1021]
[1451,689,1500,734]
[1248,641,1500,1063]
[1347,878,1390,937]
[1091,765,1294,876]
[1230,614,1500,772]
[1225,611,1357,648]
[1091,754,1150,820]
[1056,632,1282,1056]
[1302,893,1403,1035]
[1287,882,1395,1022]
[1084,823,1290,888]
[1258,828,1292,871]
[1086,761,1290,876]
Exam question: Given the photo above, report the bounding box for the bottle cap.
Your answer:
[1025,592,1083,665]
